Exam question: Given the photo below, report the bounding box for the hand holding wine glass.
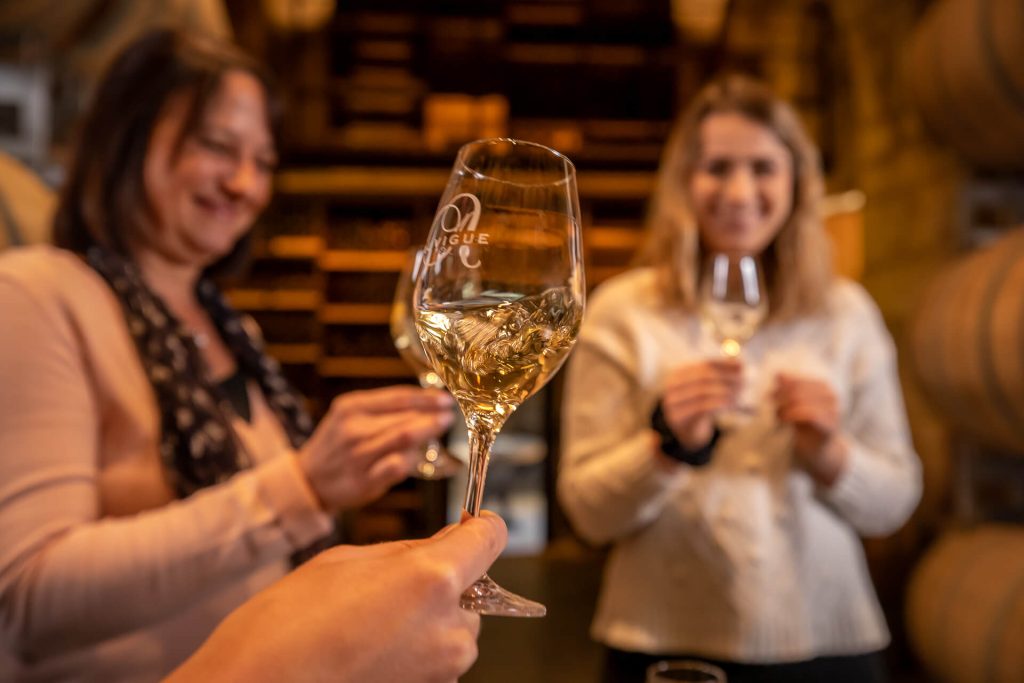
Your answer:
[390,247,463,480]
[414,138,585,617]
[660,358,742,451]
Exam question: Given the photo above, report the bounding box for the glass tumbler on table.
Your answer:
[646,659,726,682]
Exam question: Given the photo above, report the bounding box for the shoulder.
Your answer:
[821,278,897,356]
[0,244,94,284]
[825,278,885,326]
[577,267,672,371]
[0,151,55,246]
[0,245,110,313]
[585,267,662,325]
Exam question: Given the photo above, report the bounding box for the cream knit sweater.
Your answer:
[558,267,921,663]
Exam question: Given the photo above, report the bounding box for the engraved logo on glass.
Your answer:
[424,193,489,269]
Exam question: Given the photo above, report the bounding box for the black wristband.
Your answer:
[650,402,720,466]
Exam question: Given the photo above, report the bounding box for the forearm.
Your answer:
[799,433,849,488]
[558,430,680,545]
[821,435,921,536]
[559,339,683,544]
[819,282,923,536]
[2,456,331,658]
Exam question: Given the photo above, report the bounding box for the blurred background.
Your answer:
[1,1,1023,681]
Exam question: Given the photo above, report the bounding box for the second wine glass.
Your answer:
[700,252,767,424]
[700,252,767,358]
[390,247,463,480]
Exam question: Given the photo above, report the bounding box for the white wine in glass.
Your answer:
[701,252,767,358]
[390,247,462,479]
[701,252,767,424]
[414,138,585,617]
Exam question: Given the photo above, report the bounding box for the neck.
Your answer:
[132,247,204,313]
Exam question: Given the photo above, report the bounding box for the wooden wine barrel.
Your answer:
[909,228,1024,454]
[904,0,1024,170]
[906,525,1024,683]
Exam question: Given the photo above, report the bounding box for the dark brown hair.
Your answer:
[636,74,832,319]
[53,28,281,276]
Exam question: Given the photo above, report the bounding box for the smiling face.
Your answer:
[688,111,794,256]
[140,69,276,268]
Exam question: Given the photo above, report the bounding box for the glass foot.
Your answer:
[460,573,546,617]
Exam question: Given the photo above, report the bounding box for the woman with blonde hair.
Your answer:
[558,74,920,683]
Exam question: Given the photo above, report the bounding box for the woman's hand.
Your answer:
[297,385,455,512]
[660,358,742,451]
[167,512,508,683]
[773,373,847,486]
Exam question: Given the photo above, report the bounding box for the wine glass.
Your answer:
[646,659,726,682]
[700,252,767,358]
[700,252,767,423]
[390,247,463,479]
[413,138,585,617]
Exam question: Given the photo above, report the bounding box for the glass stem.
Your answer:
[464,424,497,517]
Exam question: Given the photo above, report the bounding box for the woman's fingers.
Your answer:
[330,385,454,416]
[775,377,835,409]
[665,359,743,393]
[298,383,463,511]
[778,403,835,431]
[418,511,508,591]
[774,375,839,434]
[346,412,455,461]
[663,383,738,408]
[663,385,737,422]
[362,452,412,495]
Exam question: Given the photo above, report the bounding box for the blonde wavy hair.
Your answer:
[635,74,832,320]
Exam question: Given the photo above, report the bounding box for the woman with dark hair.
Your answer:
[558,75,921,683]
[0,29,457,681]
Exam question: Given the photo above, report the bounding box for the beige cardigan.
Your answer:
[0,246,332,682]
